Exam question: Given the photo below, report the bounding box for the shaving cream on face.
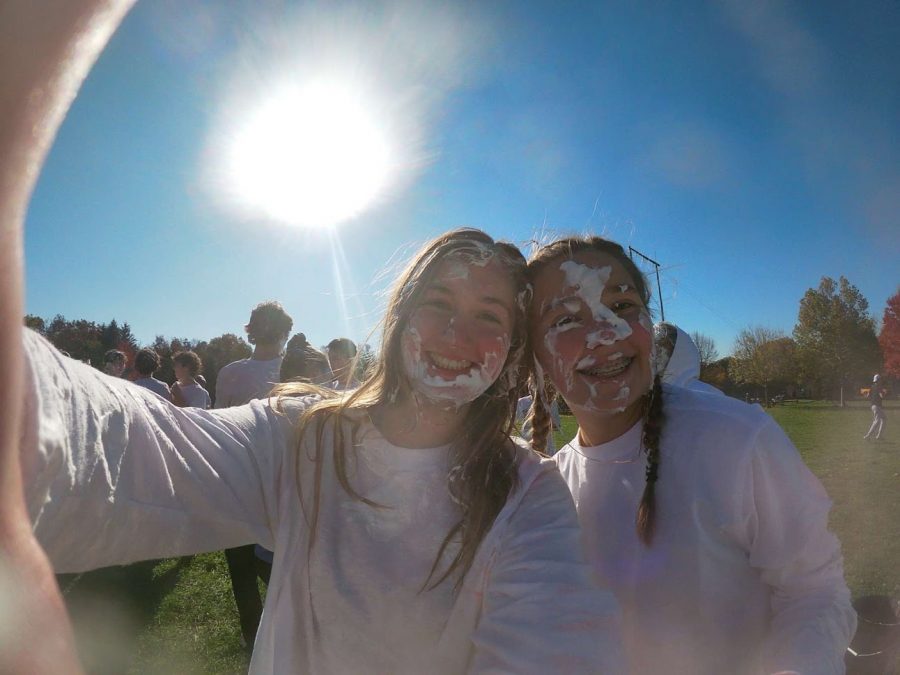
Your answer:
[559,261,633,348]
[399,253,517,406]
[402,326,509,405]
[532,252,655,418]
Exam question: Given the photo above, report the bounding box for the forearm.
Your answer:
[0,2,134,671]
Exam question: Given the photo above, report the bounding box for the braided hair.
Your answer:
[636,374,664,544]
[527,236,666,545]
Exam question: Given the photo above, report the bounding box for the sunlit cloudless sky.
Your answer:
[25,0,900,357]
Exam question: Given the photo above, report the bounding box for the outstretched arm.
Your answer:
[0,1,133,672]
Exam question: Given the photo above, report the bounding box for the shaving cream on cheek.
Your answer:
[401,323,509,404]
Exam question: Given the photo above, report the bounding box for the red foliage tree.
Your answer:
[879,288,900,379]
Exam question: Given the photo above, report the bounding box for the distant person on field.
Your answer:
[653,322,722,395]
[326,337,359,390]
[864,374,886,441]
[103,349,126,377]
[170,351,210,409]
[214,301,293,653]
[132,348,171,402]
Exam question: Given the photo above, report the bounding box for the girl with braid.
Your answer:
[526,235,855,674]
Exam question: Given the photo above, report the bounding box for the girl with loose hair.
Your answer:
[525,235,855,674]
[20,228,622,673]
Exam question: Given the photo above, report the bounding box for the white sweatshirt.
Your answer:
[20,331,624,674]
[555,385,856,675]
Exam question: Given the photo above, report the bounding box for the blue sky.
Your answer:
[25,0,899,358]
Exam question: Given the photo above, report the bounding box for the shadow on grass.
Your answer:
[58,557,192,675]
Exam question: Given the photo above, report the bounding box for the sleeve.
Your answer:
[469,464,624,674]
[737,417,857,675]
[21,330,299,573]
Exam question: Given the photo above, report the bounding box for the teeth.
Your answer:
[430,353,473,371]
[580,357,631,377]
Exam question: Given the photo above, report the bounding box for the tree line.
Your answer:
[697,277,899,404]
[22,276,899,406]
[23,315,377,404]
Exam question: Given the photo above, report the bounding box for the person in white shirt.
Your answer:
[170,350,211,409]
[525,235,856,674]
[132,348,172,401]
[653,321,723,396]
[18,228,624,673]
[215,301,293,408]
[214,300,294,652]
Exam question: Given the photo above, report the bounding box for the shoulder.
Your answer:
[270,393,323,426]
[661,384,774,441]
[508,443,575,511]
[217,359,251,378]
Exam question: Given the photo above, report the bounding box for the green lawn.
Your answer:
[60,400,899,672]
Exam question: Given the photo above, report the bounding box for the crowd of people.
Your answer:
[0,4,869,673]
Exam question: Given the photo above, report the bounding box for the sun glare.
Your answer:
[226,81,392,229]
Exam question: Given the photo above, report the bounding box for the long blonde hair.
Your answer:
[276,228,529,588]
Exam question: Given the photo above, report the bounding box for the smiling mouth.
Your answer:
[577,356,632,379]
[428,352,475,372]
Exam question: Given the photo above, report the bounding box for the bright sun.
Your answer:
[225,80,392,229]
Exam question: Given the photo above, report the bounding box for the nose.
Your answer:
[585,318,625,349]
[443,314,476,346]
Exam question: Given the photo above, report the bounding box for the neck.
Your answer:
[575,398,644,447]
[371,391,468,448]
[252,343,282,360]
[177,376,195,386]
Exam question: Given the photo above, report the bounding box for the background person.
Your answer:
[653,322,722,396]
[170,351,210,409]
[103,349,126,377]
[526,235,855,674]
[215,301,293,408]
[864,373,887,441]
[132,348,172,401]
[326,337,359,390]
[213,300,293,653]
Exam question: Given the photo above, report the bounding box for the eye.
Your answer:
[610,300,637,314]
[422,297,452,311]
[477,311,503,325]
[551,315,578,329]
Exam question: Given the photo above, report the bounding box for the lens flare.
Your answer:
[225,80,392,229]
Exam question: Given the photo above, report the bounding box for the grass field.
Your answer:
[60,400,899,673]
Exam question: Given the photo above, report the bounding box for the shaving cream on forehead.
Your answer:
[556,260,633,347]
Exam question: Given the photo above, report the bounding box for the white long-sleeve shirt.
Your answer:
[20,330,624,674]
[555,385,856,675]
